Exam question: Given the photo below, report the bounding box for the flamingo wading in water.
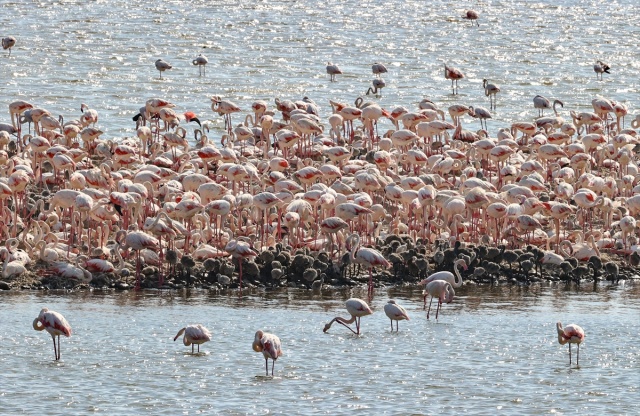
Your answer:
[556,322,585,365]
[32,308,71,361]
[252,330,283,376]
[174,324,212,353]
[383,300,410,331]
[424,280,455,320]
[323,298,373,335]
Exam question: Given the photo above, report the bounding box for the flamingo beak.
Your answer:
[192,117,201,127]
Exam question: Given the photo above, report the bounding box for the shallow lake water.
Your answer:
[1,284,638,414]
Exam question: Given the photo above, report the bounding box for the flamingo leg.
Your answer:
[576,344,579,366]
[356,316,361,335]
[427,296,434,318]
[265,358,269,376]
[336,320,358,334]
[271,359,275,376]
[238,260,243,294]
[51,335,58,360]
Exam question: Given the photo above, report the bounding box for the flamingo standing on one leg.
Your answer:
[174,324,212,353]
[383,300,410,331]
[323,298,373,335]
[424,280,455,320]
[32,308,71,361]
[556,322,585,365]
[252,330,283,376]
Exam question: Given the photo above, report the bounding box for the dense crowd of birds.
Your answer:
[0,29,637,301]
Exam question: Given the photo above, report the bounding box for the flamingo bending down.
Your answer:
[384,300,410,331]
[323,298,373,335]
[32,308,71,361]
[424,280,455,320]
[556,322,585,365]
[252,330,283,376]
[174,324,212,353]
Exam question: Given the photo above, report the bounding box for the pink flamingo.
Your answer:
[556,322,585,365]
[225,239,258,291]
[32,308,71,361]
[444,64,464,94]
[252,330,283,376]
[424,280,455,320]
[174,324,212,353]
[323,298,373,335]
[124,230,159,290]
[346,233,390,295]
[384,300,410,331]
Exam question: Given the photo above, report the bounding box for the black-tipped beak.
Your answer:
[192,117,201,127]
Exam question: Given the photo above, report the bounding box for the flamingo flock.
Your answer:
[0,81,638,296]
[33,304,585,368]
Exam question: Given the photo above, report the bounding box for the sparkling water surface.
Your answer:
[1,285,639,415]
[1,0,639,414]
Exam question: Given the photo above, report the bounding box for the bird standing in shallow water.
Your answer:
[174,324,212,353]
[372,63,388,78]
[326,62,342,82]
[424,280,455,320]
[594,60,610,80]
[2,36,16,55]
[33,308,71,361]
[192,53,208,76]
[462,10,479,26]
[483,79,500,109]
[155,58,172,79]
[252,330,282,376]
[556,322,585,365]
[444,64,465,94]
[323,298,373,335]
[383,300,409,331]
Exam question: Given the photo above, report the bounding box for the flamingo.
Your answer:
[323,298,373,335]
[2,36,16,55]
[556,322,585,365]
[372,62,388,78]
[483,79,500,109]
[192,53,208,75]
[346,233,390,295]
[155,58,172,79]
[462,10,479,26]
[252,330,283,376]
[593,60,610,80]
[174,324,212,353]
[225,239,258,291]
[424,280,455,320]
[419,258,467,295]
[124,231,159,290]
[32,308,71,361]
[444,64,464,94]
[326,62,342,82]
[384,300,410,331]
